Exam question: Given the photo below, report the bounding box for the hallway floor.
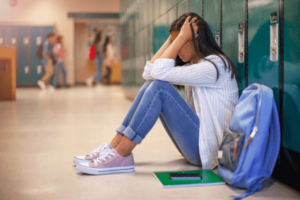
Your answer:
[0,85,299,200]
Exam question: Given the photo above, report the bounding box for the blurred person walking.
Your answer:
[86,31,104,86]
[102,36,114,85]
[52,35,67,88]
[37,33,56,90]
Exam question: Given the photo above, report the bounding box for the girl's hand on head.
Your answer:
[178,16,199,42]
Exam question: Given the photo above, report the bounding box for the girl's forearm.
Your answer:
[150,37,171,64]
[160,35,186,60]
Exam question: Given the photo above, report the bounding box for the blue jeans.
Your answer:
[117,80,201,165]
[93,56,103,83]
[52,60,67,87]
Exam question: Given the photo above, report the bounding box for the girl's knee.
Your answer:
[151,80,170,89]
[185,155,202,166]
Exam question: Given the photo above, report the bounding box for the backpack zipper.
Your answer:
[224,133,239,161]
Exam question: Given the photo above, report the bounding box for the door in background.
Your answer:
[75,23,91,83]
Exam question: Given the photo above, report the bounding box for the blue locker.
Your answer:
[30,27,43,84]
[282,0,300,154]
[177,0,188,17]
[248,0,280,105]
[203,0,220,46]
[4,26,17,46]
[17,26,30,85]
[222,0,245,93]
[188,0,202,17]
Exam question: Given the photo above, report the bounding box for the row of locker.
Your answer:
[120,0,300,191]
[0,25,54,86]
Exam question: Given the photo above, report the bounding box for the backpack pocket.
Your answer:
[219,131,245,172]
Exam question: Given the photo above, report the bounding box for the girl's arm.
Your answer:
[143,16,197,81]
[160,16,198,60]
[149,36,172,64]
[150,17,225,87]
[143,36,172,80]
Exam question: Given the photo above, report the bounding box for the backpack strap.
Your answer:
[243,83,262,149]
[230,188,258,199]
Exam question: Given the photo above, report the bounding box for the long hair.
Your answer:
[169,12,238,89]
[93,32,101,46]
[103,36,110,54]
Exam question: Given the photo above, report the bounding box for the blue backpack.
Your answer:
[217,83,280,199]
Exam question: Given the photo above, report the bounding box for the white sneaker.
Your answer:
[85,77,93,87]
[76,149,135,175]
[48,85,55,91]
[73,143,113,164]
[37,80,46,90]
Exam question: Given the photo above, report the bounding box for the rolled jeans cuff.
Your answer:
[123,126,143,144]
[116,125,126,135]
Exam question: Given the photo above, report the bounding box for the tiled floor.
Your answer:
[0,85,299,200]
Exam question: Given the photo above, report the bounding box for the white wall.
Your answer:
[0,0,120,85]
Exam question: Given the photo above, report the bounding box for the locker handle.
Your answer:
[24,66,29,74]
[270,23,278,61]
[238,31,245,63]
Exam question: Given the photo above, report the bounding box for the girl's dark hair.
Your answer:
[93,32,101,45]
[169,12,238,90]
[56,35,63,44]
[103,36,110,54]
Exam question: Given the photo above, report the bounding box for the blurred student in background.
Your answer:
[102,36,114,85]
[52,35,67,88]
[37,33,55,90]
[86,30,104,86]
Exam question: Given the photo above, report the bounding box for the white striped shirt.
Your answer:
[143,55,239,169]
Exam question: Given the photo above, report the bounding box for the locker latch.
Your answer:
[238,23,245,63]
[270,12,278,61]
[24,66,29,74]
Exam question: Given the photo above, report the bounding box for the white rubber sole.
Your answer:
[73,157,91,165]
[76,164,135,175]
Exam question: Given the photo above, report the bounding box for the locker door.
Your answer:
[177,0,188,17]
[0,26,4,46]
[168,5,177,30]
[4,26,17,46]
[222,0,245,93]
[160,13,169,48]
[153,17,161,54]
[282,0,300,154]
[203,0,220,46]
[30,27,43,84]
[17,26,30,85]
[188,0,202,17]
[248,0,280,105]
[272,0,300,191]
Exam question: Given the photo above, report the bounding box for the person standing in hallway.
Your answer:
[52,35,67,88]
[37,33,56,90]
[86,31,103,86]
[74,12,239,174]
[102,36,114,85]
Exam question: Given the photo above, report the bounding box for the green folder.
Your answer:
[153,169,225,188]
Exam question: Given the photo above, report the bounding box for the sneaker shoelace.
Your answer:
[93,149,116,166]
[88,143,109,158]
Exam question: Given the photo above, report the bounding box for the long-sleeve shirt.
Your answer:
[143,55,239,169]
[104,44,114,67]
